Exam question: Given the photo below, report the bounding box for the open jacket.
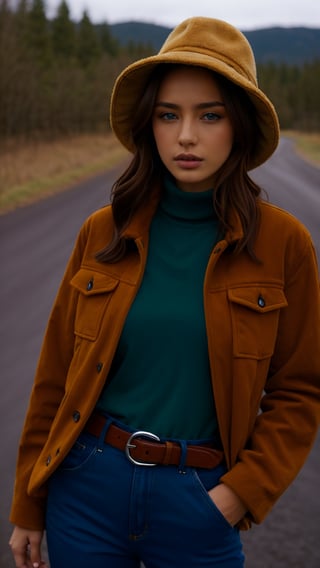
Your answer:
[10,189,320,531]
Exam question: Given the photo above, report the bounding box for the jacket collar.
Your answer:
[122,186,162,242]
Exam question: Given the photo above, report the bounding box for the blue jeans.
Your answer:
[46,418,244,567]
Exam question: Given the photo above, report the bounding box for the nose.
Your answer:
[178,118,198,146]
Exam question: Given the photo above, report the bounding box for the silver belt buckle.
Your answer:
[125,430,160,466]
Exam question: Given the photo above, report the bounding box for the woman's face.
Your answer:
[152,66,234,192]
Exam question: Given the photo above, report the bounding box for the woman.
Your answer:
[9,17,320,568]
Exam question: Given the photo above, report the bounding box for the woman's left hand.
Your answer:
[208,483,247,526]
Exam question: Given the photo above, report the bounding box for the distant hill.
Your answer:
[244,27,320,64]
[111,22,169,51]
[110,22,320,64]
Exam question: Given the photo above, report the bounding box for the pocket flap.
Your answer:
[228,286,288,313]
[70,268,119,296]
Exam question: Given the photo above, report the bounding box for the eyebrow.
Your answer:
[154,101,225,109]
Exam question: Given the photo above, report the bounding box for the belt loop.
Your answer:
[163,441,175,465]
[97,416,113,452]
[178,440,187,474]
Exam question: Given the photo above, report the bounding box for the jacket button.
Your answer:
[258,295,266,308]
[46,455,51,466]
[73,410,81,422]
[96,362,103,373]
[87,279,94,291]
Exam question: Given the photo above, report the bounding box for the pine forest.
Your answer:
[0,0,319,145]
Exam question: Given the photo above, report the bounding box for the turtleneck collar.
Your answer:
[160,176,217,221]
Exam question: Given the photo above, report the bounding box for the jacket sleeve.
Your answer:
[10,217,92,529]
[221,234,320,525]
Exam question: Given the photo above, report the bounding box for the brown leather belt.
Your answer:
[85,414,224,469]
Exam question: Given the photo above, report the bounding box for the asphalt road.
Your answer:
[0,138,319,567]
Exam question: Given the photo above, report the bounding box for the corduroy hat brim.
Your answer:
[110,17,280,170]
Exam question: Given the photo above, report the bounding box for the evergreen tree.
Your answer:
[27,0,51,64]
[0,0,10,41]
[300,60,320,130]
[51,0,75,60]
[99,21,119,56]
[0,0,10,24]
[77,10,101,67]
[15,0,29,20]
[13,0,30,50]
[0,0,13,137]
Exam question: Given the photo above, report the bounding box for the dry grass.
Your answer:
[283,131,320,167]
[0,130,318,214]
[0,133,129,213]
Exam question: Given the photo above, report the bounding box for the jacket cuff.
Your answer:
[220,464,278,525]
[10,491,47,531]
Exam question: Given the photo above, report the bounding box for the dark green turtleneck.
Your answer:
[97,177,220,440]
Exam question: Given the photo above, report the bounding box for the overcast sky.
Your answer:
[46,0,320,29]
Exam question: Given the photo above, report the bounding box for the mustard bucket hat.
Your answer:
[110,17,280,170]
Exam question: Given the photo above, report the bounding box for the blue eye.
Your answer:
[160,112,177,120]
[202,112,220,121]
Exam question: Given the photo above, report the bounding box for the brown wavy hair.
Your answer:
[96,64,263,263]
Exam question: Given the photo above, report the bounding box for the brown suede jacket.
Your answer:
[10,190,320,531]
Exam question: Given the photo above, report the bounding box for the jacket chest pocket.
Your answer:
[228,285,288,360]
[70,269,119,341]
